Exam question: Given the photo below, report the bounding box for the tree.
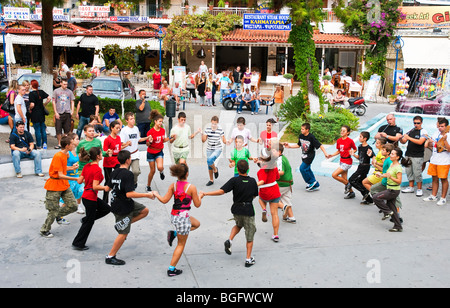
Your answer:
[272,0,326,115]
[97,43,148,117]
[333,0,406,80]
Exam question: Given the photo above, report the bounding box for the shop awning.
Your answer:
[79,36,160,50]
[402,36,450,69]
[6,34,84,47]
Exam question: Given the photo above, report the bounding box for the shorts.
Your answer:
[367,173,382,185]
[173,150,189,164]
[339,162,352,171]
[55,113,72,135]
[234,214,256,242]
[171,214,191,235]
[427,163,450,179]
[113,201,146,235]
[146,151,164,162]
[279,186,292,206]
[405,156,424,183]
[259,196,281,204]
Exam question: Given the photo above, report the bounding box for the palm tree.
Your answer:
[272,0,326,114]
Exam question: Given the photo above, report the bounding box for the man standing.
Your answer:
[66,71,77,93]
[400,116,427,197]
[135,89,152,143]
[76,85,99,138]
[52,80,75,149]
[219,71,232,104]
[14,85,27,130]
[423,117,450,206]
[375,114,403,145]
[10,121,44,178]
[232,66,242,94]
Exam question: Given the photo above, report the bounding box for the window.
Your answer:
[339,51,356,68]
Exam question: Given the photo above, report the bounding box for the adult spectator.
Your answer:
[198,60,208,75]
[242,67,252,91]
[5,80,19,142]
[52,80,75,149]
[232,66,242,93]
[59,61,69,77]
[29,79,51,149]
[102,107,122,134]
[272,85,284,122]
[10,121,44,178]
[66,71,77,93]
[53,71,61,90]
[14,85,27,129]
[185,73,197,103]
[219,71,232,103]
[172,82,184,111]
[76,85,99,138]
[22,80,31,132]
[153,68,162,90]
[135,89,152,142]
[400,115,427,197]
[159,80,172,108]
[90,66,100,78]
[375,114,403,145]
[197,72,207,106]
[110,65,120,76]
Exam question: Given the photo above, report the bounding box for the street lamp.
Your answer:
[0,14,7,80]
[392,35,404,96]
[155,25,166,76]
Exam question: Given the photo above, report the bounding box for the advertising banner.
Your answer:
[243,14,291,30]
[398,6,450,29]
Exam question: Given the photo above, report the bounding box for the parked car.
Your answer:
[1,72,42,92]
[395,93,450,115]
[88,76,136,100]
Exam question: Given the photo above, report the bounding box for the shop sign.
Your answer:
[398,6,450,29]
[243,14,291,30]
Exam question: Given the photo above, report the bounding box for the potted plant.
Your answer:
[225,1,229,8]
[388,94,397,104]
[209,1,214,10]
[184,0,189,14]
[217,0,225,7]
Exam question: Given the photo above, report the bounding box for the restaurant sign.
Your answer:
[398,6,450,29]
[243,14,291,31]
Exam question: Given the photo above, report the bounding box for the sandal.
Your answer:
[54,145,61,149]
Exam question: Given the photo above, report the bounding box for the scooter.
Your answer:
[347,97,367,116]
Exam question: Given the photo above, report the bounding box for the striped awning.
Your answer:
[6,34,84,47]
[79,36,160,50]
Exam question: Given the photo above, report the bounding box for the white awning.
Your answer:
[79,36,160,50]
[402,36,450,69]
[6,34,84,47]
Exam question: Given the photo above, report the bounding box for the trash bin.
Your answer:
[166,98,176,118]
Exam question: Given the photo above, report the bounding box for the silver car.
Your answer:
[89,76,136,100]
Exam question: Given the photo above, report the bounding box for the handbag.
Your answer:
[1,95,15,114]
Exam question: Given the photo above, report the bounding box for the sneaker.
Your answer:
[160,172,165,180]
[272,235,279,242]
[360,200,372,205]
[382,211,394,220]
[77,205,85,214]
[167,230,176,247]
[56,217,70,225]
[36,173,45,177]
[416,189,423,197]
[344,182,352,194]
[214,168,219,179]
[306,181,318,191]
[423,195,438,202]
[16,173,23,178]
[167,268,183,276]
[389,228,403,232]
[308,185,320,192]
[206,181,214,186]
[251,112,254,115]
[224,239,232,255]
[437,198,447,206]
[40,231,54,238]
[105,256,126,266]
[237,111,241,114]
[282,204,291,220]
[344,191,356,199]
[245,257,256,268]
[284,217,297,224]
[262,211,268,222]
[401,186,415,193]
[146,186,152,192]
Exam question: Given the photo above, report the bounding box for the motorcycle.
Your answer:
[222,90,239,110]
[347,97,367,116]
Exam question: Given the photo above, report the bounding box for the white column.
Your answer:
[212,44,215,72]
[321,47,325,77]
[248,45,252,70]
[285,46,288,74]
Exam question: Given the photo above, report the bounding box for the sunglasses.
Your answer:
[414,122,422,124]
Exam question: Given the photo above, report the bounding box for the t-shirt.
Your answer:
[103,135,121,168]
[378,124,403,144]
[67,151,80,177]
[135,99,152,124]
[230,148,250,174]
[120,125,140,160]
[204,125,224,151]
[170,124,191,153]
[29,90,49,123]
[298,133,322,165]
[14,95,27,122]
[231,127,252,147]
[260,130,278,149]
[76,138,105,173]
[45,151,70,192]
[243,72,252,84]
[357,144,373,165]
[53,87,75,114]
[9,130,34,150]
[102,112,120,126]
[108,167,135,215]
[372,151,385,174]
[276,155,293,187]
[78,93,99,118]
[147,127,166,154]
[405,128,427,157]
[381,156,392,186]
[430,131,450,165]
[337,137,356,165]
[257,168,281,201]
[81,163,104,201]
[386,163,402,190]
[220,175,259,216]
[219,76,231,89]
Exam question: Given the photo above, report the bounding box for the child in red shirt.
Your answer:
[256,148,282,242]
[103,120,122,202]
[146,110,172,192]
[328,125,357,199]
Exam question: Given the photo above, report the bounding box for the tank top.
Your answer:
[171,181,192,217]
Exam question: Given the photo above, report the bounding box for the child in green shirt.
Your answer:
[229,135,256,176]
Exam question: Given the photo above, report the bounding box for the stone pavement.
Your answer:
[2,99,450,289]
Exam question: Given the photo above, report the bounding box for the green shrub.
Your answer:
[278,92,306,122]
[74,97,166,117]
[289,107,359,145]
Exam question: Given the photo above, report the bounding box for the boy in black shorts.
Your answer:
[105,150,155,265]
[200,160,259,267]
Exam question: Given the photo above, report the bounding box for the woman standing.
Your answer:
[242,67,252,91]
[29,80,51,149]
[373,147,411,232]
[146,110,172,192]
[153,68,162,91]
[197,72,206,106]
[153,163,201,276]
[102,120,122,203]
[72,147,111,250]
[272,85,284,122]
[5,80,18,142]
